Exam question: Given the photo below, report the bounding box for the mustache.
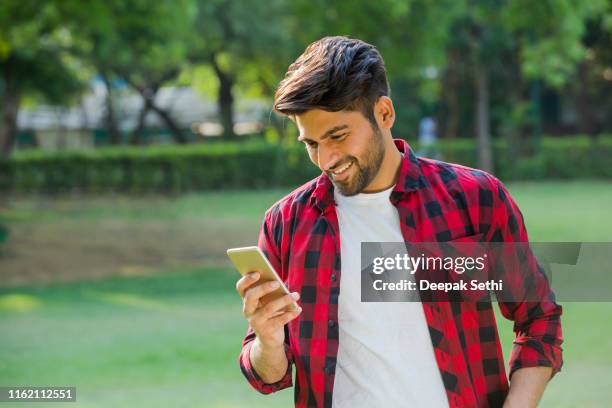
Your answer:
[328,157,356,171]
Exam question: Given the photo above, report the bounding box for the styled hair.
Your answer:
[273,36,390,127]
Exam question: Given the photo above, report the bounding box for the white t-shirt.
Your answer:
[331,184,449,408]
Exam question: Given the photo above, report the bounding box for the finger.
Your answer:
[259,292,300,320]
[269,306,303,327]
[243,280,284,317]
[235,272,260,298]
[253,306,302,334]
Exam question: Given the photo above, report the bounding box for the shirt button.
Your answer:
[331,274,337,282]
[328,320,335,328]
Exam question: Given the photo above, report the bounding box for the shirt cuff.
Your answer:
[508,335,564,380]
[239,340,293,394]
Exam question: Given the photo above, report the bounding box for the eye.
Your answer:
[304,140,318,149]
[330,133,347,142]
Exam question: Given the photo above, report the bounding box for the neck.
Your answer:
[361,140,402,193]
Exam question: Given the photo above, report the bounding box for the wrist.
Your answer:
[250,336,289,384]
[254,335,285,354]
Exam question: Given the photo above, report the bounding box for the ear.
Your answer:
[375,96,395,130]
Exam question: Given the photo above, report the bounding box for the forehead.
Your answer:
[294,109,364,136]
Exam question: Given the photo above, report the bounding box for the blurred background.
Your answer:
[0,0,611,407]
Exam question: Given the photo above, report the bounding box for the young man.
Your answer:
[235,36,563,408]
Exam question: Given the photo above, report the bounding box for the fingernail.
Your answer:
[297,307,302,313]
[269,281,280,289]
[249,272,259,279]
[291,292,300,300]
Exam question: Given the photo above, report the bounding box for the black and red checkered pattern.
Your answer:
[239,139,563,408]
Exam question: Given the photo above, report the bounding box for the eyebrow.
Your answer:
[298,124,349,143]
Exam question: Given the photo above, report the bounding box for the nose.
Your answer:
[318,145,342,172]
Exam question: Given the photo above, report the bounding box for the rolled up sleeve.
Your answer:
[238,207,294,393]
[488,177,564,380]
[239,324,294,393]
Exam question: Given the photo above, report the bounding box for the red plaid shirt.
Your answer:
[239,139,563,408]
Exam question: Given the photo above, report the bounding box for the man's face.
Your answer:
[295,109,386,196]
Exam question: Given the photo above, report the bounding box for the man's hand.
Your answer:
[236,272,302,384]
[236,271,302,348]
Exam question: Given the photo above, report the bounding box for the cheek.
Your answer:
[307,149,320,168]
[346,146,363,162]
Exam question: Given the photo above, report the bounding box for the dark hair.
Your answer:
[274,36,390,127]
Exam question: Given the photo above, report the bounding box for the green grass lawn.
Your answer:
[1,181,611,407]
[0,269,285,408]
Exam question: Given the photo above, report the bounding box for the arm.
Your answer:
[486,178,564,402]
[237,207,300,394]
[503,366,552,408]
[249,332,290,383]
[236,273,301,394]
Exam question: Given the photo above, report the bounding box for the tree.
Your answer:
[105,0,195,145]
[72,0,196,145]
[285,0,606,172]
[270,0,459,142]
[441,0,608,171]
[0,0,84,157]
[570,3,612,139]
[188,0,295,139]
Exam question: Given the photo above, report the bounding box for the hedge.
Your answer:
[0,136,610,194]
[432,136,612,181]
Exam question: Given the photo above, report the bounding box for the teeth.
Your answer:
[333,161,352,175]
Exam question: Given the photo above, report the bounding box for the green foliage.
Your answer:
[434,135,612,180]
[73,0,195,84]
[0,223,8,246]
[0,136,609,194]
[0,0,86,105]
[502,0,608,87]
[187,0,296,93]
[0,142,319,193]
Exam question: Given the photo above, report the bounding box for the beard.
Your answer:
[330,125,386,196]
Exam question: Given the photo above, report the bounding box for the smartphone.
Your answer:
[227,246,298,312]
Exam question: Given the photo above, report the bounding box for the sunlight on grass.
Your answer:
[118,265,156,277]
[0,294,42,312]
[83,291,174,311]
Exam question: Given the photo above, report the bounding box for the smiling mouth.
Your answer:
[331,160,353,177]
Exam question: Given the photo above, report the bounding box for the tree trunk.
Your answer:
[442,50,459,139]
[0,73,20,158]
[130,100,151,145]
[101,73,121,145]
[474,62,493,173]
[210,55,236,139]
[218,73,235,139]
[504,61,525,179]
[131,84,187,144]
[576,62,596,139]
[149,102,187,144]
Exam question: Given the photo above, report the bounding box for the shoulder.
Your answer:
[262,176,321,225]
[417,156,506,202]
[416,157,518,236]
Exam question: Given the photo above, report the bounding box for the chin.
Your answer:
[336,186,359,196]
[333,178,361,196]
[329,165,370,196]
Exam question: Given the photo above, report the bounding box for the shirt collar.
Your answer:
[310,138,425,212]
